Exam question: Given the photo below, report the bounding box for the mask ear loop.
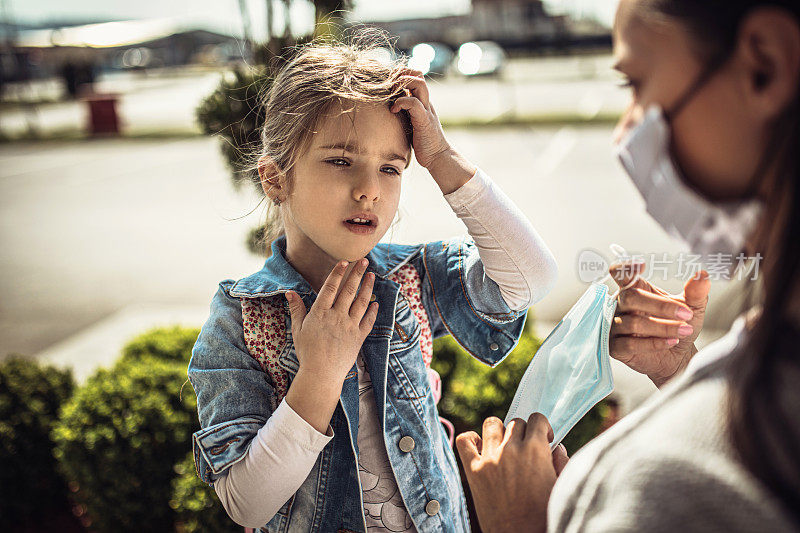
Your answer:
[609,271,640,300]
[605,243,642,300]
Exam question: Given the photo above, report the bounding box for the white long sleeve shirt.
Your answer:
[214,167,557,528]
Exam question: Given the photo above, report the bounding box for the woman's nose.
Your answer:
[352,170,380,203]
[612,102,640,145]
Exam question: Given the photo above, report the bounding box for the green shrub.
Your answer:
[52,356,198,533]
[432,318,607,453]
[170,451,239,533]
[0,355,76,529]
[119,325,199,365]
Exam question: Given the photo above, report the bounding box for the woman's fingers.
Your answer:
[481,417,505,453]
[612,314,693,339]
[455,431,482,464]
[524,413,553,446]
[316,261,349,309]
[617,286,694,321]
[333,258,368,312]
[610,335,678,362]
[552,443,570,476]
[350,271,375,319]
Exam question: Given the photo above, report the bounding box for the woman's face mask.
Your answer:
[614,57,764,271]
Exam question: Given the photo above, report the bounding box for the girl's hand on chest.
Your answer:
[285,258,379,384]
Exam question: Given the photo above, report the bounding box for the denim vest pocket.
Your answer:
[192,416,265,483]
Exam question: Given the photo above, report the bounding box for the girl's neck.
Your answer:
[283,229,360,294]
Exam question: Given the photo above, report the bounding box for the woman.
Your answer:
[456,1,800,531]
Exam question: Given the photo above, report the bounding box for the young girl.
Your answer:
[188,38,558,532]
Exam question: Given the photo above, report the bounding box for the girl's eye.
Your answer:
[381,166,401,176]
[326,158,350,167]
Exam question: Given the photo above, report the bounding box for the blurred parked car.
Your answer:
[455,41,507,77]
[407,42,453,77]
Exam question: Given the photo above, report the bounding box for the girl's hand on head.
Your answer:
[609,262,710,388]
[285,258,378,384]
[391,70,452,169]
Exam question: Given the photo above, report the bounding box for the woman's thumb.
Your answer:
[684,270,710,310]
[285,291,307,329]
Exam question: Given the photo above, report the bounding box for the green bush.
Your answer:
[432,316,607,453]
[0,355,76,529]
[170,451,239,533]
[119,325,200,365]
[52,356,198,533]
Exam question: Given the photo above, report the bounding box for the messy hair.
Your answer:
[252,31,413,253]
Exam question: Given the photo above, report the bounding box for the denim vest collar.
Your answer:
[227,234,424,299]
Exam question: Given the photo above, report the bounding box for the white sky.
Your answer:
[6,0,619,39]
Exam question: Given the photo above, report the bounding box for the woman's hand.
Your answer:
[456,414,569,533]
[283,259,378,433]
[391,70,476,195]
[609,262,710,388]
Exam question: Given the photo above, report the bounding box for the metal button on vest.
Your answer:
[370,293,377,302]
[398,436,415,453]
[489,342,499,351]
[425,499,440,516]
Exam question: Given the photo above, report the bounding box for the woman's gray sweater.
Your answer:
[548,315,799,532]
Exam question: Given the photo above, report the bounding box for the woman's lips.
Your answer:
[343,220,377,235]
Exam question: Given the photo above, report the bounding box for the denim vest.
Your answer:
[188,235,527,532]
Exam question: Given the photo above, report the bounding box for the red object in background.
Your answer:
[84,93,120,135]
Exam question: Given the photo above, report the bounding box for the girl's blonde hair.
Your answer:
[254,32,413,254]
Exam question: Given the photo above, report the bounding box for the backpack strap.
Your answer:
[241,296,289,409]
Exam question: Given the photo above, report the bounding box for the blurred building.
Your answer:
[5,19,244,84]
[358,0,610,53]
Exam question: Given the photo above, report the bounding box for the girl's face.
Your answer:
[612,0,792,202]
[282,101,410,264]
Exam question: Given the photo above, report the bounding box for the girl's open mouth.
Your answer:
[343,214,377,235]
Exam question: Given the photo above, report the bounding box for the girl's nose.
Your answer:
[353,171,380,203]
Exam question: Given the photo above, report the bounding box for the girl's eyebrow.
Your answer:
[318,142,408,162]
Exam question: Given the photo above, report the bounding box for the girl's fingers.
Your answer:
[617,287,694,321]
[400,67,425,78]
[358,301,379,334]
[398,75,431,109]
[391,96,427,121]
[610,335,678,361]
[316,261,349,309]
[612,314,693,339]
[285,291,307,333]
[350,272,375,319]
[333,258,369,311]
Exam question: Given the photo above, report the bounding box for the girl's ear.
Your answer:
[258,156,286,200]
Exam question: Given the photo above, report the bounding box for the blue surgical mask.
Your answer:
[505,275,619,449]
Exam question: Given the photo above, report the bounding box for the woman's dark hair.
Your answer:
[641,0,800,523]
